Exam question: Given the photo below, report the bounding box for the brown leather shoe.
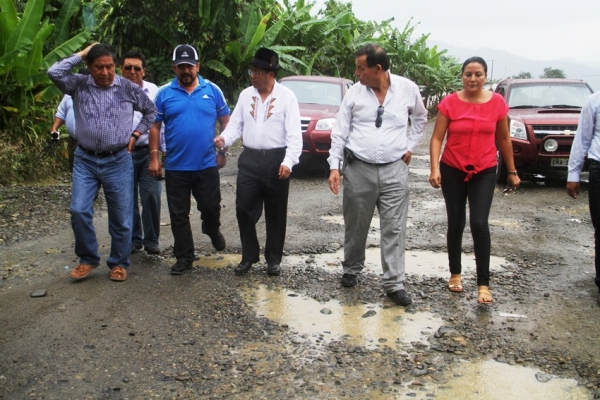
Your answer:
[69,264,97,280]
[109,266,127,282]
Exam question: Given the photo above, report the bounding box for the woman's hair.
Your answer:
[461,56,487,74]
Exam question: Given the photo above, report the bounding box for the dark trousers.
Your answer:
[588,160,600,291]
[440,162,496,286]
[132,148,161,248]
[165,168,221,265]
[236,147,289,266]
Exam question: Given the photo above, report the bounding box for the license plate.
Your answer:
[550,158,569,167]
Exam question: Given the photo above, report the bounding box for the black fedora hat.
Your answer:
[249,48,281,71]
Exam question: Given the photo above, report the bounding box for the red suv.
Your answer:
[279,75,354,158]
[494,78,594,183]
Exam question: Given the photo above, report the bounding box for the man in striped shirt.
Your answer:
[48,43,157,282]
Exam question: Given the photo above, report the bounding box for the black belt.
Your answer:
[133,145,149,151]
[243,146,286,156]
[589,158,600,166]
[354,156,398,167]
[78,145,126,158]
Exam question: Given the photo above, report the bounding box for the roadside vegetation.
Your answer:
[4,0,564,184]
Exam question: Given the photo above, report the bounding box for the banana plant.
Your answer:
[0,0,91,122]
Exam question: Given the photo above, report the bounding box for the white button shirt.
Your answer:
[220,81,303,169]
[328,72,428,168]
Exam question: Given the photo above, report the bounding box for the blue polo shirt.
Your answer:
[155,76,230,171]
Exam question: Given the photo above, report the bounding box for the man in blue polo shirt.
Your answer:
[148,44,230,275]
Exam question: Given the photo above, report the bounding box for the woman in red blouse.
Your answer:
[429,57,520,304]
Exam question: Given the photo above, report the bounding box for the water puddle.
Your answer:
[392,359,590,400]
[285,249,509,279]
[240,284,442,350]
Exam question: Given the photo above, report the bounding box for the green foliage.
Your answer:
[0,0,91,182]
[540,67,566,79]
[2,0,468,184]
[513,71,532,79]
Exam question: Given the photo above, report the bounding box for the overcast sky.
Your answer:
[309,0,600,68]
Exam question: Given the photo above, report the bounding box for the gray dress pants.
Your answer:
[342,159,409,293]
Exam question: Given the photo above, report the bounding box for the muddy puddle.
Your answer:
[237,282,587,400]
[391,359,589,400]
[240,283,442,350]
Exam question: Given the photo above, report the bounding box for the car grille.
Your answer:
[532,125,578,139]
[300,117,310,133]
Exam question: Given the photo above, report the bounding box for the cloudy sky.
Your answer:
[309,0,600,68]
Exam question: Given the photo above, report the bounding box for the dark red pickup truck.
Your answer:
[494,78,594,183]
[279,75,354,159]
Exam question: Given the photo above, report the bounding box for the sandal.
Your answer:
[448,274,463,292]
[477,286,493,304]
[69,264,96,280]
[109,266,127,282]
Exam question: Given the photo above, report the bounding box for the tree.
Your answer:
[512,71,532,79]
[540,67,566,79]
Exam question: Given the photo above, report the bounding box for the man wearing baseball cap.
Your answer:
[214,47,302,277]
[148,44,230,275]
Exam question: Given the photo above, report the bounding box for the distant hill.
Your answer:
[430,40,600,91]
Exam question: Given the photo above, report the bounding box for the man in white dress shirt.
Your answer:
[327,43,428,306]
[214,47,302,276]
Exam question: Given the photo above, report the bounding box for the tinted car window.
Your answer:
[508,83,591,108]
[280,81,343,107]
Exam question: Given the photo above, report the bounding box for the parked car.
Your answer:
[279,75,354,159]
[494,78,594,183]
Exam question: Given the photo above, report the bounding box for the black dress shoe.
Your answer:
[234,261,253,275]
[171,261,192,275]
[145,246,160,255]
[267,264,281,276]
[209,231,226,251]
[341,273,357,287]
[387,289,412,306]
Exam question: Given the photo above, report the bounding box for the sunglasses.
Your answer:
[123,65,143,72]
[248,69,265,76]
[375,105,384,128]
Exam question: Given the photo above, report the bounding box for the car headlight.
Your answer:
[544,139,558,152]
[315,118,336,131]
[509,120,527,140]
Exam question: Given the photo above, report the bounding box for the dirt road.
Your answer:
[1,121,599,399]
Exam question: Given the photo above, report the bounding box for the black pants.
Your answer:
[236,147,289,266]
[165,168,221,265]
[440,162,496,286]
[588,160,600,291]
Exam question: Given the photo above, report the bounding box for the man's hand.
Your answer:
[279,165,291,180]
[402,151,412,165]
[217,153,227,169]
[127,136,137,153]
[567,181,580,199]
[214,135,225,149]
[329,169,341,194]
[77,43,98,61]
[149,156,161,178]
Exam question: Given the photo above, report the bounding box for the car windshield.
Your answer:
[280,80,342,106]
[508,83,592,109]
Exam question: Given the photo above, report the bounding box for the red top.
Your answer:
[438,92,509,181]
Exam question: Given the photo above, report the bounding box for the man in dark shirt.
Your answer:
[48,43,157,282]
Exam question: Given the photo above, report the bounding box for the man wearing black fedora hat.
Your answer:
[215,47,302,277]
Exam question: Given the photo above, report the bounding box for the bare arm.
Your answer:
[496,116,520,189]
[428,113,449,188]
[148,121,162,177]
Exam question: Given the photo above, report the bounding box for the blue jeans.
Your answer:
[71,146,133,269]
[588,160,600,291]
[132,148,161,248]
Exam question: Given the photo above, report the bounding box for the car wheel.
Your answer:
[496,150,507,184]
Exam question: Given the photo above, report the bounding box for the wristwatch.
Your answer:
[218,150,227,157]
[507,171,518,176]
